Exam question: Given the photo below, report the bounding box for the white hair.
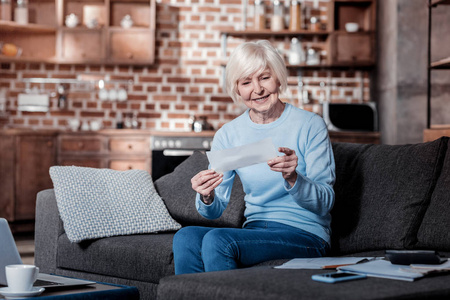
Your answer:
[225,40,288,103]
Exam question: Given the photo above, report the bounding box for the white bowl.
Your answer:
[345,22,359,32]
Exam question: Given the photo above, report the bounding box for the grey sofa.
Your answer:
[35,137,450,300]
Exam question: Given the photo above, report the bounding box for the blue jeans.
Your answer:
[172,221,330,275]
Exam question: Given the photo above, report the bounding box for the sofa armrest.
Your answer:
[34,189,65,274]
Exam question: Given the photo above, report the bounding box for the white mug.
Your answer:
[5,264,39,292]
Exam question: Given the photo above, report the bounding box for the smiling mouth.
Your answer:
[252,94,270,102]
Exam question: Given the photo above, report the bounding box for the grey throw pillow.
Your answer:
[416,137,450,250]
[154,151,246,228]
[50,166,181,243]
[330,138,447,255]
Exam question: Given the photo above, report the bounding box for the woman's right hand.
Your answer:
[191,170,223,204]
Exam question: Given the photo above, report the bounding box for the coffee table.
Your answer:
[0,281,139,300]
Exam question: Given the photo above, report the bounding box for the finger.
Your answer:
[192,170,220,184]
[192,171,221,190]
[198,176,223,195]
[278,147,294,155]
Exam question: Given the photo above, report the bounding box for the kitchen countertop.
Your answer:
[0,128,216,137]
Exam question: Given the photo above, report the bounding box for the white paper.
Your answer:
[274,257,374,270]
[338,260,424,281]
[206,138,278,173]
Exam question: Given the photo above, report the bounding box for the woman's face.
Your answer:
[237,68,280,115]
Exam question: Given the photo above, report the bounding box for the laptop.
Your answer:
[0,218,95,289]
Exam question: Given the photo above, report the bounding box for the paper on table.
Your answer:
[206,138,278,173]
[338,260,424,281]
[274,257,374,270]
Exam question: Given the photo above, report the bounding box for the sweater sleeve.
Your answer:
[285,115,335,216]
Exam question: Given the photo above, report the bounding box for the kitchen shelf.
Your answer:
[430,56,450,69]
[430,0,450,6]
[0,0,156,65]
[425,0,450,134]
[221,29,331,37]
[0,21,56,34]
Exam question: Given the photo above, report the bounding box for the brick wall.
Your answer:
[0,0,370,131]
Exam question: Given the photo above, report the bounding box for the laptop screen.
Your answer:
[0,218,23,286]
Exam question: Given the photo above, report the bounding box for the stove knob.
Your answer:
[161,140,168,148]
[168,140,175,148]
[175,140,182,148]
[154,140,161,149]
[202,140,210,149]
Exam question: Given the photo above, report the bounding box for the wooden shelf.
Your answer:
[430,0,450,6]
[430,56,450,69]
[424,126,450,142]
[0,0,156,65]
[221,29,331,37]
[0,55,57,63]
[0,21,56,34]
[219,60,375,69]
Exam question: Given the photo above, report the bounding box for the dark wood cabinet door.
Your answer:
[15,136,56,221]
[0,136,16,221]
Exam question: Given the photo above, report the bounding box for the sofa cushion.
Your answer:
[56,232,176,284]
[416,138,450,251]
[154,151,246,228]
[157,266,450,300]
[50,166,181,243]
[330,137,448,255]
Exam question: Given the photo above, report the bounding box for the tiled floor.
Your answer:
[14,234,35,265]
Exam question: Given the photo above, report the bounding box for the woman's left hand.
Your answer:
[268,147,298,187]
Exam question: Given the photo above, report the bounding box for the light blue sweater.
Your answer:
[196,103,336,245]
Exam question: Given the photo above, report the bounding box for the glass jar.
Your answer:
[310,16,318,31]
[288,37,305,65]
[254,0,266,31]
[270,0,284,31]
[14,0,28,24]
[289,0,301,31]
[1,0,12,21]
[306,47,320,65]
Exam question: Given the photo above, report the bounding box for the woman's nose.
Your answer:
[252,81,263,94]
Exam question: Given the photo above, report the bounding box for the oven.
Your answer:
[151,135,213,181]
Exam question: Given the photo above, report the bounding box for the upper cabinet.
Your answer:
[221,0,376,69]
[0,0,156,65]
[327,0,376,65]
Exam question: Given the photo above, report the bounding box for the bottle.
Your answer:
[288,37,305,65]
[271,0,284,31]
[310,16,318,31]
[131,112,139,129]
[254,0,266,31]
[289,0,301,31]
[14,0,28,24]
[116,112,124,129]
[1,0,12,21]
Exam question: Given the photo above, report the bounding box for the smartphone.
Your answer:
[311,272,367,283]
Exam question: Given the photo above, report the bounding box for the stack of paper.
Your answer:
[338,260,425,281]
[409,260,450,275]
[274,257,375,270]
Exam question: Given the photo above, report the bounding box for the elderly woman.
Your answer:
[173,40,335,274]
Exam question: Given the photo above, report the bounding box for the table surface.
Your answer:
[0,281,138,299]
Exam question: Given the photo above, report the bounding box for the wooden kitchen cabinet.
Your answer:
[0,131,57,232]
[56,0,155,64]
[326,0,376,65]
[0,0,155,65]
[57,130,151,172]
[221,0,377,69]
